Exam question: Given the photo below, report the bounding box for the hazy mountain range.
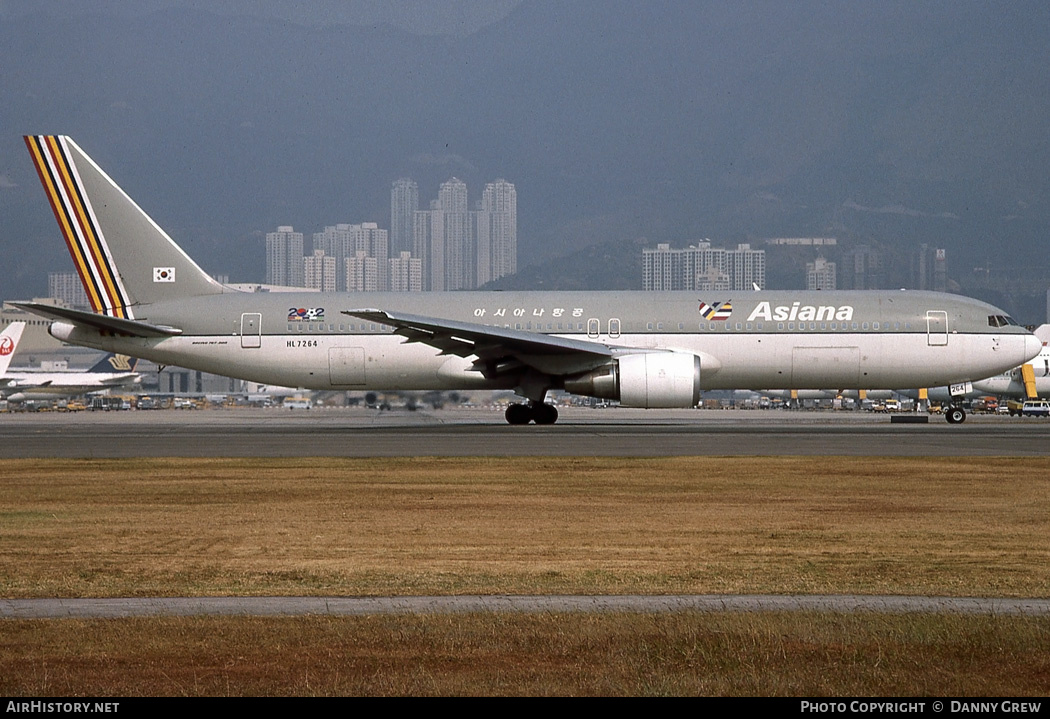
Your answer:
[1,1,1047,319]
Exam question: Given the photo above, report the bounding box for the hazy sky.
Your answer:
[0,0,523,36]
[1,1,1047,303]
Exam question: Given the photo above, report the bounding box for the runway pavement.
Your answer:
[0,405,1048,458]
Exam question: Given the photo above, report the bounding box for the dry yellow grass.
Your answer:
[2,456,1049,696]
[2,613,1049,696]
[0,456,1047,598]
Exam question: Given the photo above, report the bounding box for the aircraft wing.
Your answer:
[344,308,616,377]
[11,302,182,338]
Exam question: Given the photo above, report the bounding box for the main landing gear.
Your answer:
[944,405,967,424]
[505,402,559,425]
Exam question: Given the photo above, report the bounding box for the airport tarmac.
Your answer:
[1,405,1048,458]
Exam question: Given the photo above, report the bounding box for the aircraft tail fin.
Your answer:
[0,322,27,376]
[88,353,140,374]
[24,136,225,320]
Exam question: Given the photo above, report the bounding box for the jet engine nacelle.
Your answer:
[563,352,701,408]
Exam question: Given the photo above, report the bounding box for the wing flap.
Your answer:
[343,308,614,376]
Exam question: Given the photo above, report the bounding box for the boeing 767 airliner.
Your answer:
[15,136,1041,424]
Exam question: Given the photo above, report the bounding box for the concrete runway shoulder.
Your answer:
[4,595,1050,619]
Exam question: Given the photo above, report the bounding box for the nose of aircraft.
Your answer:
[1023,332,1043,363]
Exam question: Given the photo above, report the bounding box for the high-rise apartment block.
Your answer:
[914,244,947,292]
[266,226,304,287]
[313,223,389,291]
[806,256,837,290]
[643,242,766,292]
[389,251,423,292]
[263,176,515,294]
[48,271,90,309]
[476,179,517,286]
[304,250,337,292]
[840,245,882,290]
[390,178,419,257]
[410,176,517,291]
[346,251,379,292]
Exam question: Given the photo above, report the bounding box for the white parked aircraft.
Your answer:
[1,352,141,402]
[15,135,1042,424]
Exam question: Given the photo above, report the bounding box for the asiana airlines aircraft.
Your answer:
[15,136,1042,424]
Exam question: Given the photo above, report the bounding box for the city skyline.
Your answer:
[264,176,517,294]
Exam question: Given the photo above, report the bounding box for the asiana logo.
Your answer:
[698,300,732,321]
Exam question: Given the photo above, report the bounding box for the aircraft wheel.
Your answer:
[505,403,532,425]
[945,406,966,424]
[532,403,559,425]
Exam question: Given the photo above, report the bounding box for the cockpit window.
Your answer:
[988,315,1019,328]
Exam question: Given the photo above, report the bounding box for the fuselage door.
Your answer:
[240,313,262,349]
[926,310,948,346]
[587,318,600,338]
[608,318,621,339]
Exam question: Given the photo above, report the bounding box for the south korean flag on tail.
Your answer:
[153,267,175,283]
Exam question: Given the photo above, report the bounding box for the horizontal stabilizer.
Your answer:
[11,302,182,338]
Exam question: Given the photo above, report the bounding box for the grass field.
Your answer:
[1,456,1048,695]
